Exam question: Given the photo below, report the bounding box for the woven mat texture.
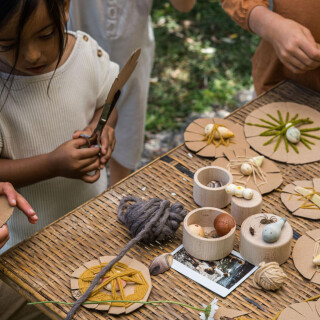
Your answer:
[1,81,320,320]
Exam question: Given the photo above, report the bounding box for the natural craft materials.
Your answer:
[149,253,173,276]
[70,256,151,314]
[244,102,320,164]
[207,180,222,188]
[225,184,254,200]
[193,166,233,208]
[262,218,286,243]
[67,197,187,319]
[240,162,253,176]
[277,298,320,320]
[252,261,287,291]
[213,213,236,237]
[240,214,293,265]
[188,224,205,237]
[184,118,248,158]
[0,195,14,228]
[230,189,263,226]
[183,208,236,261]
[292,229,320,284]
[281,178,320,219]
[212,148,282,194]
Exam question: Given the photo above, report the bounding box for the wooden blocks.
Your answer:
[231,190,263,226]
[240,214,293,265]
[193,166,233,208]
[183,207,236,261]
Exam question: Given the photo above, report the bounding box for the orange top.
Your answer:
[220,0,320,94]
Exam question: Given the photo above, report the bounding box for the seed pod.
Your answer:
[149,253,173,276]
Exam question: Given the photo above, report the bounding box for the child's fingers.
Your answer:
[80,158,101,173]
[0,182,17,206]
[16,193,38,224]
[81,170,100,183]
[72,128,92,139]
[0,224,9,249]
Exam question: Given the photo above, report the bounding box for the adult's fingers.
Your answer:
[16,193,38,224]
[0,224,9,249]
[300,28,320,61]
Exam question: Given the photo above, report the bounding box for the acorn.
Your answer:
[213,213,236,237]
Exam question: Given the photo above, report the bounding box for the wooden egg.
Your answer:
[225,183,237,195]
[204,123,214,135]
[240,162,253,176]
[235,186,245,198]
[188,224,205,237]
[214,213,236,237]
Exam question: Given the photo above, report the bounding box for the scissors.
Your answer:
[80,48,141,148]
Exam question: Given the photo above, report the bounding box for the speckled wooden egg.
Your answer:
[235,185,245,198]
[213,213,236,237]
[243,188,254,200]
[240,162,253,176]
[188,224,205,237]
[225,183,237,195]
[286,127,300,144]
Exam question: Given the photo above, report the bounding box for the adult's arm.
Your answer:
[169,0,196,12]
[220,0,268,31]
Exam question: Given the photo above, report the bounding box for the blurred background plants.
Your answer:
[148,0,260,131]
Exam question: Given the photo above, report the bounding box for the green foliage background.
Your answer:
[148,0,260,131]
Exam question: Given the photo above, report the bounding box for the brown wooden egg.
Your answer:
[188,224,205,237]
[213,213,236,237]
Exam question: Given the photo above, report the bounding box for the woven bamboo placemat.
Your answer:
[1,80,320,320]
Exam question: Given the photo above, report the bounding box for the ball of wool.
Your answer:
[252,261,287,291]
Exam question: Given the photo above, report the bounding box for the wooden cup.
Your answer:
[231,190,263,226]
[193,166,233,208]
[240,213,293,265]
[183,207,236,261]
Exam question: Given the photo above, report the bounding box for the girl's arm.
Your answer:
[249,6,320,73]
[169,0,196,12]
[0,139,101,188]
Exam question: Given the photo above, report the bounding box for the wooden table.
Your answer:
[1,80,320,320]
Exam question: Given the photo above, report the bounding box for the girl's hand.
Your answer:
[73,125,116,170]
[98,125,116,169]
[49,138,101,183]
[268,18,320,74]
[0,182,38,249]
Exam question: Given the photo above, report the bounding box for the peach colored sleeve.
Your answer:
[220,0,269,32]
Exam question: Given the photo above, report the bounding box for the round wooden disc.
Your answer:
[292,229,320,285]
[184,117,249,158]
[211,147,283,194]
[244,102,320,164]
[70,256,152,315]
[281,178,320,220]
[0,195,14,228]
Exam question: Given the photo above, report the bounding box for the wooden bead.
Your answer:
[97,49,103,57]
[83,35,89,41]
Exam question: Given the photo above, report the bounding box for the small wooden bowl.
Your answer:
[183,207,236,261]
[230,190,263,226]
[193,166,233,208]
[240,213,293,265]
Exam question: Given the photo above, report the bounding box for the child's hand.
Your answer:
[97,125,116,169]
[49,138,101,183]
[73,125,116,170]
[0,182,38,248]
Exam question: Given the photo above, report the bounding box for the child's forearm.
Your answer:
[0,154,54,188]
[169,0,196,12]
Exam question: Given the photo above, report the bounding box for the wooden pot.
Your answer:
[240,213,292,265]
[193,166,233,208]
[230,190,263,226]
[183,207,236,261]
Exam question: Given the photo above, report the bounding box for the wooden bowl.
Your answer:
[193,166,233,208]
[183,207,236,261]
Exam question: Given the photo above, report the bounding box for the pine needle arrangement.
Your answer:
[247,110,320,153]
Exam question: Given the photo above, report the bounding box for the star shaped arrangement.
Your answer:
[70,256,151,315]
[244,102,320,164]
[211,147,282,194]
[281,178,320,219]
[184,118,248,158]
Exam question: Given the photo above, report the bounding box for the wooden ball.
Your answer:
[188,224,205,237]
[214,213,236,237]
